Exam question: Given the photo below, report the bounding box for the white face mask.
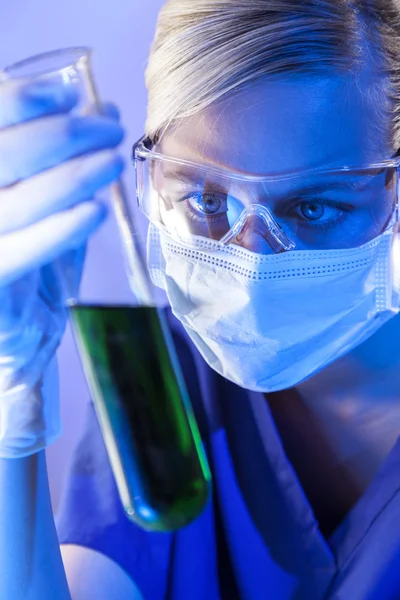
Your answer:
[147,224,400,392]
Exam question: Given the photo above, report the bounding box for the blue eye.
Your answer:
[295,200,344,224]
[299,202,324,221]
[189,193,224,215]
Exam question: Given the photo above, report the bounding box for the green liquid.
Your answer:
[69,304,211,532]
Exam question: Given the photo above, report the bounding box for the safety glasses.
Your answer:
[133,136,400,253]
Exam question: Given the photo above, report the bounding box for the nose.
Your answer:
[233,215,287,254]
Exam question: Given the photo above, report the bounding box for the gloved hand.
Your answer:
[0,77,125,458]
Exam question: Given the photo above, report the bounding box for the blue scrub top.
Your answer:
[55,310,400,599]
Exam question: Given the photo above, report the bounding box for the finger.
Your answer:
[0,150,124,234]
[0,78,78,128]
[0,113,124,187]
[0,200,107,286]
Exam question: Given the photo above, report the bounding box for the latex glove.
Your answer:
[0,78,124,458]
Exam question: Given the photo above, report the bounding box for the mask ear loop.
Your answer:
[219,204,296,252]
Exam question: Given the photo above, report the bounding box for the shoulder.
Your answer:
[60,544,145,600]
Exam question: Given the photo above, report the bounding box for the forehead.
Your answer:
[160,75,390,175]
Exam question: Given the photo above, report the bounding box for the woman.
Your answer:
[1,0,400,598]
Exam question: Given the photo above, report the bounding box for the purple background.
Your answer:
[0,0,164,511]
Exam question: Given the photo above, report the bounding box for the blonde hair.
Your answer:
[145,0,400,149]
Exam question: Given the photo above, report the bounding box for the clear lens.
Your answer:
[135,147,399,252]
